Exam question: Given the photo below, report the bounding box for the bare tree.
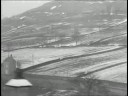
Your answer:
[71,72,110,96]
[105,2,115,22]
[72,24,80,46]
[106,2,113,15]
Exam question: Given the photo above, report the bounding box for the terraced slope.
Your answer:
[1,0,127,83]
[26,47,127,83]
[1,1,127,50]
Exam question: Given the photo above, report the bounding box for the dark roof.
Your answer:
[4,55,16,63]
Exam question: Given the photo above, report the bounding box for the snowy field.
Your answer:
[93,63,127,83]
[1,46,119,68]
[26,47,127,83]
[1,46,127,83]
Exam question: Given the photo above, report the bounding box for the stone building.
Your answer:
[1,55,17,75]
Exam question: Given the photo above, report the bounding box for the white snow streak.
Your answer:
[50,6,57,10]
[20,16,26,20]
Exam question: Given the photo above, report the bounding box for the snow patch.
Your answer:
[103,19,108,22]
[20,16,26,20]
[21,24,26,27]
[97,1,103,4]
[110,18,127,26]
[50,6,57,10]
[11,28,17,30]
[44,12,53,16]
[87,2,95,4]
[108,0,115,3]
[17,24,26,29]
[63,22,71,25]
[53,22,63,25]
[44,12,49,14]
[62,12,65,15]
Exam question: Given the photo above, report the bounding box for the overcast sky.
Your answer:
[1,1,51,19]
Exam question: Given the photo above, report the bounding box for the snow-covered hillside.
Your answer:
[1,1,127,50]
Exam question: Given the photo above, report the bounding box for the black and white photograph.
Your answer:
[1,0,127,96]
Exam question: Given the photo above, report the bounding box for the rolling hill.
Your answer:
[1,0,127,50]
